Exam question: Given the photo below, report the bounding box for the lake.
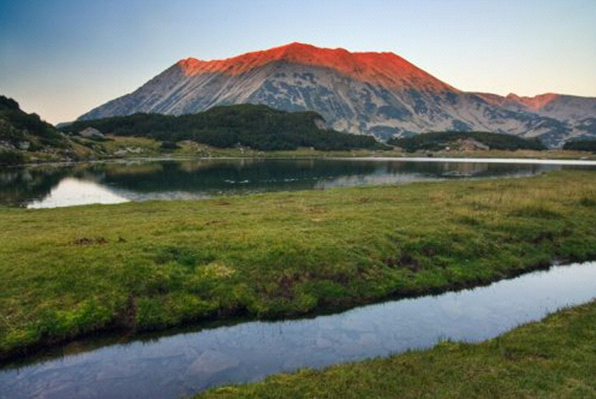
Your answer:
[1,261,595,399]
[1,157,596,208]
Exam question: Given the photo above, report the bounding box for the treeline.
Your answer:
[388,131,546,152]
[65,104,387,151]
[563,140,596,153]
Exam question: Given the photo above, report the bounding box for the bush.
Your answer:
[159,141,180,151]
[563,140,596,153]
[0,150,25,165]
[388,131,546,152]
[0,95,19,111]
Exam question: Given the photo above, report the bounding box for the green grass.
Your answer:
[1,171,596,360]
[12,132,596,164]
[154,140,596,160]
[79,135,596,160]
[409,148,596,160]
[197,299,596,398]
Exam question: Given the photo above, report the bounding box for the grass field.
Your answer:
[1,170,596,360]
[13,132,596,164]
[197,299,596,398]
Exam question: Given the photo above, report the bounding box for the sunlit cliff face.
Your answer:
[177,42,458,92]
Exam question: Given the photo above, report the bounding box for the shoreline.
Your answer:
[6,151,596,172]
[3,138,596,170]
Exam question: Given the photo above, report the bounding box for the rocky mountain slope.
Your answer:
[0,95,75,164]
[79,43,596,147]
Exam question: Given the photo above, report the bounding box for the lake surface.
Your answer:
[1,261,595,399]
[1,157,595,208]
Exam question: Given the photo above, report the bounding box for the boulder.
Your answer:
[79,127,105,140]
[18,141,30,150]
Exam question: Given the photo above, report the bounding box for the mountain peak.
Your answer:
[177,43,456,91]
[506,92,560,109]
[79,43,596,148]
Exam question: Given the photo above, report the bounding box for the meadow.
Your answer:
[1,170,596,360]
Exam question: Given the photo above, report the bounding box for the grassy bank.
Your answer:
[148,139,596,160]
[11,133,596,165]
[1,171,596,360]
[198,299,596,398]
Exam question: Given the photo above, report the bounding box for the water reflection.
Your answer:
[0,158,594,208]
[1,262,595,399]
[28,178,129,208]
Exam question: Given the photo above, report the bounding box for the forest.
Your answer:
[65,104,387,151]
[387,131,546,152]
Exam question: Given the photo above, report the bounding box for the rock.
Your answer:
[18,141,30,150]
[126,147,143,154]
[458,138,490,151]
[187,350,239,375]
[96,365,141,381]
[79,127,105,140]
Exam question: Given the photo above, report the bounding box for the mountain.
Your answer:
[78,43,596,147]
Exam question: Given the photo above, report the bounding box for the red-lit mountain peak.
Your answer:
[506,93,560,110]
[178,42,457,91]
[79,42,596,147]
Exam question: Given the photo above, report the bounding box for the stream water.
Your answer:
[1,261,595,399]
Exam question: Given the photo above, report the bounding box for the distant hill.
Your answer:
[64,104,387,151]
[563,140,596,153]
[78,42,596,147]
[388,131,546,153]
[0,95,71,165]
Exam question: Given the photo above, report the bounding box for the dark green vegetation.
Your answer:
[564,139,596,153]
[1,171,595,360]
[388,131,547,152]
[0,94,590,164]
[198,299,596,398]
[0,96,71,165]
[0,96,391,164]
[64,104,387,151]
[0,150,25,166]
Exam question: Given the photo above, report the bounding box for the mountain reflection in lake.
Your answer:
[1,158,595,208]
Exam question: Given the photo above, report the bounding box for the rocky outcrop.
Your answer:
[79,127,105,140]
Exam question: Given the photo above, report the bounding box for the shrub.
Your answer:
[0,150,25,165]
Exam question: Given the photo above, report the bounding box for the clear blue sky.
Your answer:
[1,0,595,124]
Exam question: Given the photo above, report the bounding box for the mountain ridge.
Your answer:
[177,42,457,91]
[78,43,596,147]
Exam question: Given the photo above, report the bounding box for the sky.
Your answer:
[1,0,595,124]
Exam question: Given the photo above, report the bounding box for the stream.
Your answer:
[1,261,595,399]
